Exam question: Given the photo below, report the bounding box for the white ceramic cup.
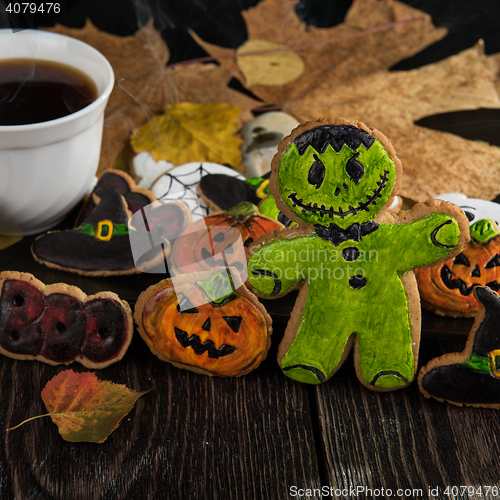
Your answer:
[0,29,114,236]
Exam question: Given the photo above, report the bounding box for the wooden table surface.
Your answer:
[0,229,499,500]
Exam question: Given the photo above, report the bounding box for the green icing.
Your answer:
[76,222,130,237]
[248,216,461,387]
[199,269,238,305]
[247,123,463,388]
[259,195,296,226]
[225,201,258,221]
[470,219,500,244]
[462,355,491,373]
[244,177,266,190]
[278,141,397,229]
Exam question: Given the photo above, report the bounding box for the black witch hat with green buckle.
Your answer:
[419,286,500,408]
[32,191,144,275]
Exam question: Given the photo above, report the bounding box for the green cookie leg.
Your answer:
[356,300,415,390]
[280,299,355,385]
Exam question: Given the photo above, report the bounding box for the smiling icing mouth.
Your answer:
[440,266,500,296]
[287,170,390,219]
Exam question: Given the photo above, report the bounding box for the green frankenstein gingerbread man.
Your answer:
[247,118,468,390]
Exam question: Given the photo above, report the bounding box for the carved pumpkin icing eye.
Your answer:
[136,270,272,377]
[345,152,365,184]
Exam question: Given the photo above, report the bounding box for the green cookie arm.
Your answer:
[387,214,461,271]
[247,235,314,297]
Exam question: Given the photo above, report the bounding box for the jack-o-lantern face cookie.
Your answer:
[247,117,470,390]
[415,194,500,317]
[134,269,272,377]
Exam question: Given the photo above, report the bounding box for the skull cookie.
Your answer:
[247,117,469,390]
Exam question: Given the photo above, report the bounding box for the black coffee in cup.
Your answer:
[0,58,97,126]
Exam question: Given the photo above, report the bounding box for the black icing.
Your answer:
[421,364,500,405]
[251,269,282,296]
[471,287,500,355]
[288,170,389,219]
[453,253,470,267]
[32,193,141,272]
[370,371,408,387]
[293,124,375,155]
[486,254,500,269]
[174,327,236,359]
[342,247,360,261]
[198,174,260,210]
[440,266,476,296]
[223,316,243,333]
[430,220,455,249]
[349,275,367,289]
[345,152,364,184]
[307,154,325,189]
[282,364,326,382]
[315,221,379,247]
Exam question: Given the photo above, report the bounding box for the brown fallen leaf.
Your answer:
[8,370,147,443]
[192,0,500,202]
[130,102,244,167]
[46,21,259,174]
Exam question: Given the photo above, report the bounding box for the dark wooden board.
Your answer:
[0,327,321,500]
[313,339,500,499]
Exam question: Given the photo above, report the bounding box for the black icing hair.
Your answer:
[292,124,376,155]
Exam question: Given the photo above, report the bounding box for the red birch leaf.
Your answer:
[9,370,147,443]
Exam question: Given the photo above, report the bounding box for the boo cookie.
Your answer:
[247,117,469,390]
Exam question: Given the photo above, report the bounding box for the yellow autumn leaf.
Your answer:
[236,40,304,86]
[0,235,22,250]
[130,102,244,168]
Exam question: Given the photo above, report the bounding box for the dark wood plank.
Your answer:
[314,339,500,499]
[0,326,321,500]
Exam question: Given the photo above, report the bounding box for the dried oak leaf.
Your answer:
[9,370,147,443]
[192,0,500,202]
[130,102,244,167]
[45,21,259,174]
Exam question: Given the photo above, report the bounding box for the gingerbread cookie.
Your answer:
[0,271,133,368]
[32,188,190,276]
[150,162,245,221]
[246,117,469,390]
[134,268,272,377]
[75,169,156,227]
[419,286,500,408]
[197,172,271,212]
[168,201,283,276]
[415,193,500,317]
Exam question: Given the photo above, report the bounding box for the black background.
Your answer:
[2,0,500,66]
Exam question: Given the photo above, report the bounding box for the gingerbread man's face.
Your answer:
[277,124,398,227]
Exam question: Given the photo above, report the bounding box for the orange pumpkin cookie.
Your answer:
[168,201,283,276]
[415,194,500,317]
[134,268,272,377]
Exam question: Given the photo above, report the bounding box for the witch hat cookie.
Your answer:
[32,190,189,276]
[419,286,500,408]
[75,169,156,227]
